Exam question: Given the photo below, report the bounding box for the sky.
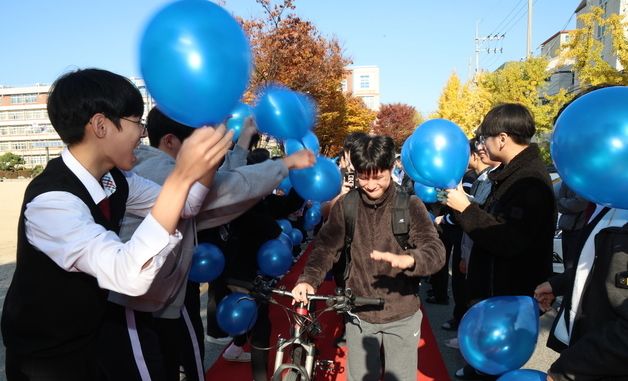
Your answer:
[0,0,581,114]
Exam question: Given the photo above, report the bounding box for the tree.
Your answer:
[0,152,25,171]
[561,6,628,87]
[433,72,491,136]
[433,72,465,123]
[480,57,570,135]
[373,103,420,147]
[241,0,352,153]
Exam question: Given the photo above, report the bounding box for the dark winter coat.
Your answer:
[456,144,556,301]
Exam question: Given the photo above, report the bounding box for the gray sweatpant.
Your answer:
[345,308,422,381]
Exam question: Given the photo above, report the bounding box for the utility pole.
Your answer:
[474,21,505,75]
[527,0,533,58]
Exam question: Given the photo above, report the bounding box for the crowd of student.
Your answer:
[1,67,626,381]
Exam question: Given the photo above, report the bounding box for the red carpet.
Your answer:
[206,244,450,381]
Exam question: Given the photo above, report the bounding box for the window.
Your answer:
[341,79,348,92]
[359,75,370,89]
[362,96,375,110]
[10,93,38,104]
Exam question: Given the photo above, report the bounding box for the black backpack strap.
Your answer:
[391,187,414,250]
[341,190,360,281]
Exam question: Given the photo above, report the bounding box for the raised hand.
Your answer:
[175,124,234,183]
[282,149,316,170]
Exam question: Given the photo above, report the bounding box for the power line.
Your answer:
[488,0,527,37]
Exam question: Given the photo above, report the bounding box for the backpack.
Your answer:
[339,186,414,281]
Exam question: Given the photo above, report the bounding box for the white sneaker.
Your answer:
[444,337,459,349]
[206,335,232,345]
[222,343,251,362]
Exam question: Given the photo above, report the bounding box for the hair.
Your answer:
[247,148,271,165]
[146,107,194,147]
[478,103,535,145]
[350,135,396,175]
[343,131,368,152]
[47,68,144,145]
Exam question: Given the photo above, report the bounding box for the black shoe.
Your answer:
[425,295,449,305]
[455,365,497,380]
[441,318,459,331]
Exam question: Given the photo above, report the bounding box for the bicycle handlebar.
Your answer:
[226,277,384,310]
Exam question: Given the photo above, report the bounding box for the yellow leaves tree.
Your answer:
[561,6,628,86]
[433,72,491,136]
[480,57,569,135]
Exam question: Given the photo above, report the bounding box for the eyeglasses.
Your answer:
[475,135,487,148]
[120,117,147,136]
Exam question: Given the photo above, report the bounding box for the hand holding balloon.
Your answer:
[443,183,471,212]
[235,115,257,149]
[281,150,316,170]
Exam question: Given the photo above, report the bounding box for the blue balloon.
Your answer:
[401,135,431,185]
[414,182,438,203]
[497,369,547,381]
[276,219,293,234]
[277,176,292,193]
[284,131,321,156]
[226,102,254,142]
[290,156,342,202]
[409,119,470,189]
[552,86,628,209]
[257,239,293,277]
[297,93,317,129]
[303,206,322,231]
[289,228,304,246]
[188,243,225,283]
[216,292,258,336]
[277,232,293,249]
[140,0,251,127]
[254,86,311,140]
[458,296,539,375]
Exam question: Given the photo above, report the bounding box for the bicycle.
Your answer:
[227,276,384,381]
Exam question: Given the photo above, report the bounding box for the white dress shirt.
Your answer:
[24,149,209,296]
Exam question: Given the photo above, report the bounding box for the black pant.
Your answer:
[250,303,271,381]
[6,345,103,381]
[96,303,166,381]
[430,225,461,301]
[450,231,468,323]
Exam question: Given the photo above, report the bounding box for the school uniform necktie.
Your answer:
[99,173,116,221]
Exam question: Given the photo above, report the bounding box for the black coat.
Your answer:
[457,144,556,301]
[547,210,628,381]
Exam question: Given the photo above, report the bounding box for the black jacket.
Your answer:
[547,210,628,381]
[457,144,556,301]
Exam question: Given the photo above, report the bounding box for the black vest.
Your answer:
[1,157,128,357]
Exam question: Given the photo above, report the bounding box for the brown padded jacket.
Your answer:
[297,184,446,324]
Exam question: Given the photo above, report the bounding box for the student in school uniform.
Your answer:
[1,68,232,381]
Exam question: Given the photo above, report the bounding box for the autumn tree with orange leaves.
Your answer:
[240,0,374,155]
[373,103,422,147]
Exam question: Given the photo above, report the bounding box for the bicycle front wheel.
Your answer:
[271,346,310,381]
